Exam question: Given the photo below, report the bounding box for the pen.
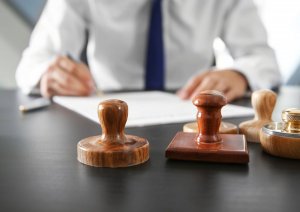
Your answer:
[19,98,51,112]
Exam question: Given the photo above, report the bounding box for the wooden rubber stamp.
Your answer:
[239,89,277,142]
[260,108,300,159]
[77,99,149,168]
[165,90,249,164]
[183,121,238,134]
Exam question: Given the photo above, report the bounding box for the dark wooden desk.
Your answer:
[1,88,300,212]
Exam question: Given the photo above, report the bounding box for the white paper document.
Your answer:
[53,91,254,127]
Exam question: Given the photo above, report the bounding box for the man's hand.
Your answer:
[177,69,248,102]
[40,56,95,98]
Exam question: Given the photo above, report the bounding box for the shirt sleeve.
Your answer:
[15,0,88,94]
[220,0,282,91]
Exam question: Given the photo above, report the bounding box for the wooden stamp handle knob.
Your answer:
[98,99,128,143]
[193,90,227,144]
[252,89,277,121]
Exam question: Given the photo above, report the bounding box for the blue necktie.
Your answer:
[145,0,165,90]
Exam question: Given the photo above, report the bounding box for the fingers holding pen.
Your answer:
[56,56,95,90]
[50,65,92,95]
[40,56,95,98]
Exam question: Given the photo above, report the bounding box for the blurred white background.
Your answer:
[0,0,45,89]
[0,1,31,88]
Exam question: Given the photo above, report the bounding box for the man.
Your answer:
[16,0,281,102]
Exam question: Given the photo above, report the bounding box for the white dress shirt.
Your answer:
[16,0,281,94]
